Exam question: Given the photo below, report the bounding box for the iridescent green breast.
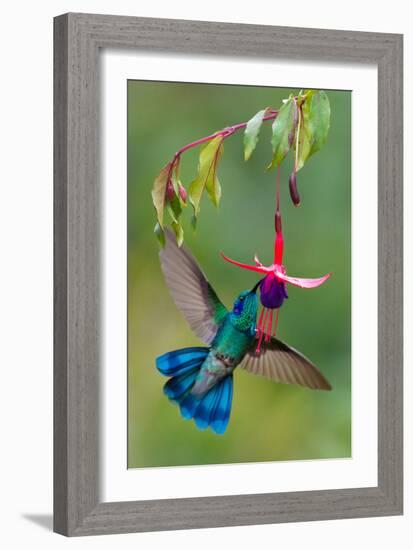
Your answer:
[212,315,255,364]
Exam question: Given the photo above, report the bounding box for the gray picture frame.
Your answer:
[53,12,403,536]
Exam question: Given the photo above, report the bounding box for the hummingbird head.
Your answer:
[231,285,259,331]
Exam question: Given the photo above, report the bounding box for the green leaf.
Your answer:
[244,109,266,161]
[166,166,183,222]
[154,222,165,247]
[205,141,223,207]
[189,136,224,216]
[292,90,330,171]
[206,172,222,208]
[293,107,312,172]
[170,160,188,207]
[268,99,297,169]
[303,90,330,157]
[169,160,182,201]
[151,164,170,228]
[166,193,182,224]
[170,165,180,195]
[171,220,184,247]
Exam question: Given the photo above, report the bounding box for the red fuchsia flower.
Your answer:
[221,226,331,352]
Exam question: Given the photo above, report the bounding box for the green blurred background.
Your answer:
[127,81,351,468]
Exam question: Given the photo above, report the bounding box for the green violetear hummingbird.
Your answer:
[156,229,331,434]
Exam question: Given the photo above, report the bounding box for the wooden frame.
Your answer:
[54,13,403,536]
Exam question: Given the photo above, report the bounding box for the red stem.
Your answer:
[172,111,278,162]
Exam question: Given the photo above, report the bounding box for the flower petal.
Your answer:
[220,253,269,274]
[276,271,332,289]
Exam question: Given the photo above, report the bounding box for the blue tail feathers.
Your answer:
[156,347,209,376]
[156,347,234,435]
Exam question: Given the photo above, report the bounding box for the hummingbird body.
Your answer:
[190,292,257,397]
[156,230,331,434]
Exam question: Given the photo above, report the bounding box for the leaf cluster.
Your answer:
[151,90,330,246]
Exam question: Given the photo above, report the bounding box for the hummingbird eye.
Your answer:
[239,296,244,302]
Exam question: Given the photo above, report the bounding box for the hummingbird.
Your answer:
[156,229,332,435]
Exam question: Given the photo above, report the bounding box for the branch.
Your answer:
[171,109,278,164]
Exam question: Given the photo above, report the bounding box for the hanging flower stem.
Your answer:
[255,164,284,350]
[274,164,284,265]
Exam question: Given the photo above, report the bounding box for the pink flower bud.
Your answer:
[166,180,175,202]
[178,184,187,204]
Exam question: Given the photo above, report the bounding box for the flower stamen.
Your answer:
[256,308,270,353]
[265,309,273,342]
[273,309,280,337]
[257,307,265,336]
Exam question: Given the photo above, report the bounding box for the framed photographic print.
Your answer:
[53,13,403,536]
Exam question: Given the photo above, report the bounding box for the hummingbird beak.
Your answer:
[250,280,261,294]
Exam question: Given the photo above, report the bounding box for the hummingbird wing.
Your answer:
[240,336,332,390]
[160,229,228,345]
